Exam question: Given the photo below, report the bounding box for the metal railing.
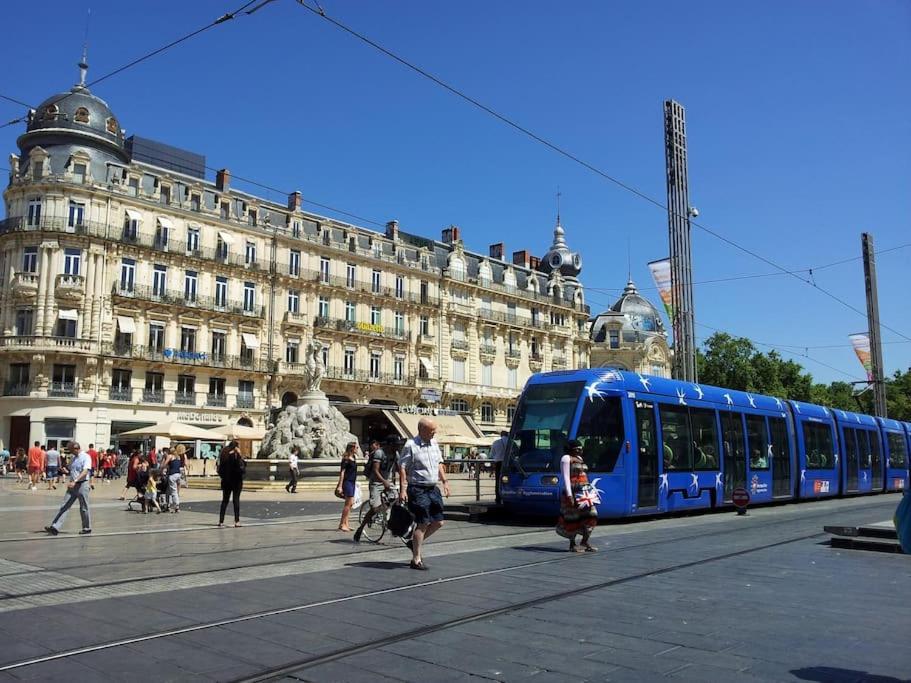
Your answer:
[451,339,470,351]
[101,343,269,372]
[313,316,409,341]
[142,389,164,403]
[206,393,227,407]
[49,382,77,398]
[2,383,30,397]
[109,387,133,401]
[112,283,265,318]
[236,393,255,409]
[0,336,96,352]
[175,391,196,406]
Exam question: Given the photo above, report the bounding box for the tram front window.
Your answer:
[575,396,625,472]
[508,382,583,473]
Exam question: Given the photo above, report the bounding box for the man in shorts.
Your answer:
[27,442,45,492]
[398,418,450,570]
[45,444,60,490]
[353,438,395,542]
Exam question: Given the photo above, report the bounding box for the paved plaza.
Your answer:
[0,475,907,682]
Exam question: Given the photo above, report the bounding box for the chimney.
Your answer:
[215,168,230,192]
[512,250,530,268]
[489,243,504,260]
[529,255,541,270]
[287,191,302,212]
[385,220,399,241]
[442,225,461,244]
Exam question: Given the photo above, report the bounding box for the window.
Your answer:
[190,194,201,212]
[371,269,381,293]
[394,355,404,381]
[220,202,230,220]
[370,306,381,326]
[452,359,465,383]
[418,360,429,380]
[802,421,835,470]
[887,432,907,468]
[481,362,492,387]
[506,302,517,323]
[745,415,770,470]
[182,227,198,254]
[576,396,625,472]
[286,341,299,363]
[531,337,539,358]
[506,404,517,423]
[480,403,494,423]
[346,263,356,288]
[176,375,195,403]
[120,258,135,292]
[55,315,76,338]
[22,247,38,273]
[691,409,719,470]
[344,349,356,376]
[73,107,89,123]
[155,221,169,250]
[72,163,87,183]
[289,250,301,276]
[451,399,469,412]
[320,257,330,283]
[345,301,355,323]
[180,327,196,353]
[768,417,791,497]
[123,212,139,241]
[721,412,747,496]
[209,377,225,396]
[211,331,226,359]
[248,209,257,227]
[113,328,132,353]
[659,405,692,471]
[291,220,301,238]
[15,308,34,335]
[63,248,81,276]
[159,185,171,205]
[507,367,517,389]
[321,344,329,370]
[238,380,254,407]
[27,198,41,227]
[609,330,620,349]
[215,276,227,308]
[531,308,539,326]
[111,369,131,393]
[149,324,165,352]
[395,275,404,299]
[288,289,300,313]
[184,270,198,302]
[369,352,381,379]
[318,297,329,318]
[52,365,76,395]
[245,241,257,266]
[507,332,517,354]
[420,315,429,336]
[452,322,465,342]
[144,371,164,394]
[153,265,167,296]
[243,282,255,312]
[394,311,404,335]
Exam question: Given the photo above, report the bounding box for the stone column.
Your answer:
[34,245,52,336]
[84,250,96,340]
[167,318,179,350]
[92,250,105,341]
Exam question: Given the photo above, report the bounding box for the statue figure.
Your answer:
[302,339,325,393]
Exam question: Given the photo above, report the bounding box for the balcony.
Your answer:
[142,389,164,403]
[479,343,497,357]
[283,311,308,327]
[236,393,255,409]
[2,383,30,397]
[451,339,469,351]
[313,316,409,342]
[112,284,265,318]
[10,272,39,301]
[322,366,414,387]
[101,343,269,373]
[416,334,435,349]
[506,349,522,360]
[175,391,196,406]
[49,382,77,398]
[109,387,133,402]
[207,393,227,407]
[551,357,567,369]
[55,274,86,301]
[0,336,96,354]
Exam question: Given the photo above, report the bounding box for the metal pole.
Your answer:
[861,233,887,417]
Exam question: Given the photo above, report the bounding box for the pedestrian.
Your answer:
[353,438,396,542]
[335,441,359,532]
[135,459,161,514]
[26,441,45,492]
[285,445,300,493]
[44,441,92,535]
[161,445,186,513]
[217,441,245,527]
[86,443,98,489]
[119,451,141,501]
[14,448,27,485]
[398,418,450,570]
[489,430,510,503]
[45,444,60,490]
[555,439,598,553]
[0,444,9,476]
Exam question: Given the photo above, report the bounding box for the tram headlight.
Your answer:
[500,475,509,484]
[542,476,559,486]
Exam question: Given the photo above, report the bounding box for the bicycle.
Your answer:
[356,484,399,543]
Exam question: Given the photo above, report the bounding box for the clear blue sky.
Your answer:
[2,0,908,384]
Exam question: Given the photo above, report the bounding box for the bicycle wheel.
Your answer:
[359,506,387,543]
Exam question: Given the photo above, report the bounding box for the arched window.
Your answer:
[450,399,469,412]
[506,404,517,423]
[43,104,59,121]
[480,403,494,423]
[74,107,90,124]
[106,117,119,134]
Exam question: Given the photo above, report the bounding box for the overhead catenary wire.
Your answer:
[293,1,911,344]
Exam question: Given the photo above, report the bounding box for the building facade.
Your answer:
[0,71,591,452]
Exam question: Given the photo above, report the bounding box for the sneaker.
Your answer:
[44,526,58,536]
[79,529,92,535]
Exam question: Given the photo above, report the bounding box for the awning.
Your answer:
[125,208,142,221]
[241,333,260,349]
[217,230,235,245]
[157,216,173,230]
[383,410,483,445]
[117,316,136,334]
[58,309,78,321]
[418,357,435,375]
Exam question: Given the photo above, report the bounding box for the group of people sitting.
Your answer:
[120,445,188,513]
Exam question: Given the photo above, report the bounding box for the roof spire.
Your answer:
[77,9,90,88]
[555,186,562,226]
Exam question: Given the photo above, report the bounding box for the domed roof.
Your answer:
[610,279,665,335]
[539,221,582,279]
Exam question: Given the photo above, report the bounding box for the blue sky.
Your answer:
[2,0,908,384]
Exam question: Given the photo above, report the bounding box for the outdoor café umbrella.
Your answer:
[118,420,221,441]
[207,423,267,441]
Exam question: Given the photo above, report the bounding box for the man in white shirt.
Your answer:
[398,418,450,571]
[285,446,300,493]
[489,430,510,504]
[45,441,92,535]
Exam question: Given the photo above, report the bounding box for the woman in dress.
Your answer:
[217,441,245,527]
[335,441,359,532]
[556,439,598,552]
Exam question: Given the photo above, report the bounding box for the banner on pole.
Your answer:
[648,258,674,320]
[848,333,873,381]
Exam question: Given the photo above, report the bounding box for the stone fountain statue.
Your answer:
[258,339,358,460]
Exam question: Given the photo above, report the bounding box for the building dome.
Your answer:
[609,279,665,335]
[539,221,582,279]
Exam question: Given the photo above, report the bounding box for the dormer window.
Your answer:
[106,117,119,134]
[43,104,59,121]
[74,107,90,124]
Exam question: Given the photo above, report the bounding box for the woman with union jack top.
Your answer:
[555,440,599,552]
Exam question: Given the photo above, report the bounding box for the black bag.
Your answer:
[387,500,415,538]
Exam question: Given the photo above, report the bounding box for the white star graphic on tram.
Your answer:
[767,444,774,460]
[637,374,651,391]
[689,473,699,493]
[833,452,839,466]
[747,394,757,408]
[714,473,724,489]
[774,398,783,409]
[584,382,605,402]
[800,469,806,485]
[658,473,669,496]
[692,385,704,400]
[676,388,687,406]
[862,471,867,483]
[822,407,829,416]
[722,393,733,406]
[854,414,861,423]
[840,410,848,420]
[794,403,802,414]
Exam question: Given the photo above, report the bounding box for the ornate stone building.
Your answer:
[589,279,672,377]
[0,68,591,452]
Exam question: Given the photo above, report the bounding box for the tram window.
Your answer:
[659,404,692,471]
[870,431,883,469]
[509,382,584,473]
[690,408,718,470]
[802,421,834,470]
[745,415,770,470]
[576,396,625,472]
[768,416,791,497]
[857,430,871,468]
[887,433,908,467]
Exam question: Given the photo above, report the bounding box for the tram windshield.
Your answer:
[887,433,908,467]
[507,382,583,473]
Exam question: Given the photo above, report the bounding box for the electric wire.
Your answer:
[293,0,911,343]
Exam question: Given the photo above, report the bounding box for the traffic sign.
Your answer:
[732,487,750,509]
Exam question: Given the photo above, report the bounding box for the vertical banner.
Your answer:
[848,333,873,381]
[648,258,674,320]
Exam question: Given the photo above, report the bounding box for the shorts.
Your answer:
[342,480,357,499]
[369,482,387,509]
[46,466,59,479]
[144,489,156,501]
[407,484,444,525]
[27,466,42,474]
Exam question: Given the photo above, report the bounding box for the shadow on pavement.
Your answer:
[791,667,906,682]
[346,561,408,570]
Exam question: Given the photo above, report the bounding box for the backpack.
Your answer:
[387,501,415,538]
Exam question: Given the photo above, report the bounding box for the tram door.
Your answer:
[721,411,746,503]
[768,416,792,498]
[870,430,884,490]
[844,428,859,493]
[635,401,659,509]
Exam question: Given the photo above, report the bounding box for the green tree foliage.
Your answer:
[696,332,910,420]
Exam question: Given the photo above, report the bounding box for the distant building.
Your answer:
[589,279,671,377]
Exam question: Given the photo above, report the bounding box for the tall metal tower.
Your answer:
[664,100,697,382]
[862,233,888,417]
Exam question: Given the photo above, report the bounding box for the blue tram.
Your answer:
[500,369,909,518]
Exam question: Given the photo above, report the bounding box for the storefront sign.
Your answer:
[420,388,442,403]
[356,322,383,334]
[163,348,208,362]
[175,412,225,425]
